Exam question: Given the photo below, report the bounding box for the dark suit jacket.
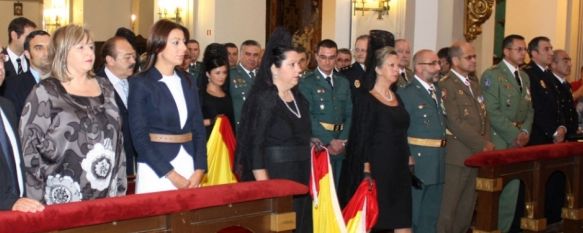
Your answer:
[0,97,25,210]
[128,67,207,177]
[341,62,366,102]
[524,62,578,145]
[1,50,29,95]
[2,70,37,118]
[96,68,137,175]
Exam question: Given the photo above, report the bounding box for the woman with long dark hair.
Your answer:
[235,28,312,232]
[128,20,206,193]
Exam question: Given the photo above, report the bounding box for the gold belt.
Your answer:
[407,137,446,148]
[149,133,192,143]
[320,122,344,131]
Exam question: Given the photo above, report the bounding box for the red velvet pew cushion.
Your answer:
[465,142,583,167]
[0,179,308,233]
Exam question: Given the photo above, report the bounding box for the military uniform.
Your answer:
[397,67,414,89]
[299,69,352,187]
[340,62,365,102]
[437,71,490,233]
[229,64,255,126]
[480,60,534,233]
[524,61,578,145]
[187,61,204,96]
[398,76,446,233]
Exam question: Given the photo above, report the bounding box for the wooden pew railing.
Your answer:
[0,179,308,233]
[465,142,583,233]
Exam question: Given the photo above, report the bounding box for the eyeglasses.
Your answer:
[507,47,527,53]
[417,61,439,66]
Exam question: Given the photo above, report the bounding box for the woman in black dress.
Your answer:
[341,31,412,233]
[201,43,234,138]
[235,28,312,233]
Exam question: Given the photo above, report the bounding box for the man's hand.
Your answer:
[515,131,529,147]
[553,126,567,143]
[482,141,495,151]
[166,170,190,189]
[12,198,44,213]
[328,139,346,155]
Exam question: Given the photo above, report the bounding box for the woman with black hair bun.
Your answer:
[235,27,312,232]
[201,43,234,138]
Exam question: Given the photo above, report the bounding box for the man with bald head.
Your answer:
[395,39,413,88]
[437,41,494,233]
[398,49,446,233]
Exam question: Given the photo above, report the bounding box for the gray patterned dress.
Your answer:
[20,77,127,205]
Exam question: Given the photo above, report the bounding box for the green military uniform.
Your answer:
[437,71,491,233]
[299,69,352,186]
[397,67,414,88]
[398,77,446,233]
[480,61,534,233]
[229,64,255,126]
[188,61,204,95]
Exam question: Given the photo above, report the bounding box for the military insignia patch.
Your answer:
[484,78,491,89]
[354,80,361,88]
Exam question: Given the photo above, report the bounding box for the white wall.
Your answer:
[0,1,43,46]
[83,0,132,41]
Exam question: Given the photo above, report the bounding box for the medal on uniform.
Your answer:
[441,89,447,100]
[458,90,464,95]
[506,99,511,107]
[418,104,425,109]
[540,80,546,89]
[464,108,470,116]
[354,80,361,88]
[478,96,484,103]
[320,104,325,110]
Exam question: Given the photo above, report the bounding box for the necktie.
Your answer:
[462,77,474,97]
[0,117,18,194]
[325,76,333,89]
[401,72,408,82]
[16,58,23,75]
[514,70,523,92]
[249,71,255,79]
[428,86,439,107]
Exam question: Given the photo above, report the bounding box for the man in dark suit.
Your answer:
[0,61,44,211]
[524,36,574,145]
[3,30,50,118]
[437,41,494,233]
[341,34,368,101]
[96,36,137,176]
[186,39,204,91]
[2,17,37,81]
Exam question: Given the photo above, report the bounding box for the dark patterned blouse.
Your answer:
[20,77,127,205]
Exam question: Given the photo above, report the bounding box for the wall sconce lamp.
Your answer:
[353,0,390,20]
[130,14,137,32]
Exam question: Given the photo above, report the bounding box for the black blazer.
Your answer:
[525,62,578,145]
[1,50,29,96]
[2,70,37,118]
[95,68,137,175]
[128,67,207,177]
[341,62,366,102]
[0,97,24,210]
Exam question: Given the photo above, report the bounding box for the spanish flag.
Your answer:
[201,115,238,186]
[310,146,347,233]
[342,179,378,233]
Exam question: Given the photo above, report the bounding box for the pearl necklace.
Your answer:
[280,94,301,118]
[376,89,394,101]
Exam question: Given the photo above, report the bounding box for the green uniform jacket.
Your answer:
[438,72,491,166]
[299,70,352,144]
[397,67,414,88]
[229,64,254,125]
[398,78,446,185]
[480,62,534,149]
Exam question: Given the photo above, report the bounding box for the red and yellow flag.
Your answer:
[201,115,238,186]
[342,179,378,233]
[310,146,347,233]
